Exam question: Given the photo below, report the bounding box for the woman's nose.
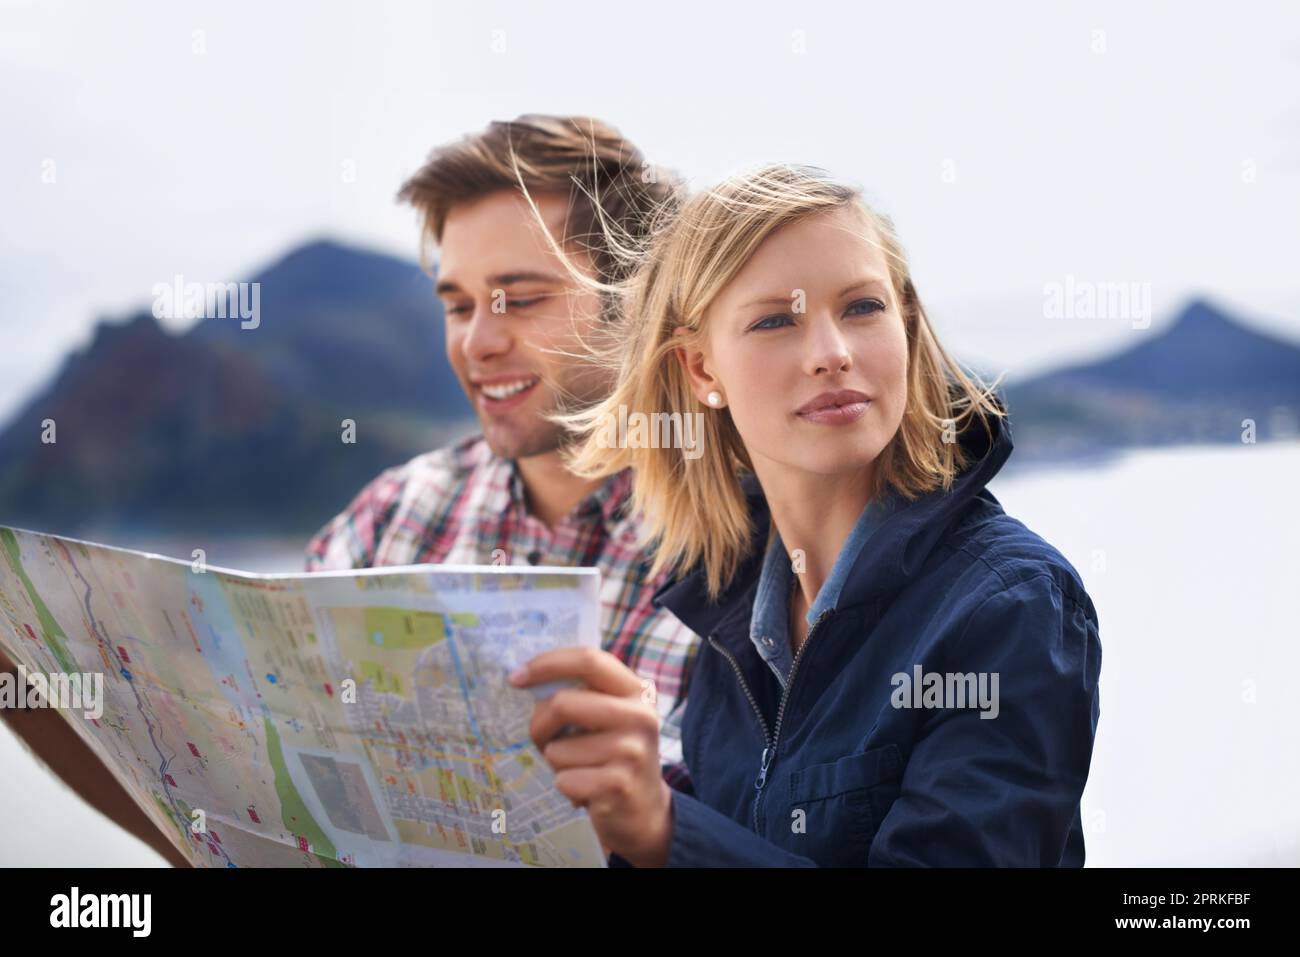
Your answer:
[803,314,852,376]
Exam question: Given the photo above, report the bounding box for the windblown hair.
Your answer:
[545,163,1007,600]
[396,114,679,305]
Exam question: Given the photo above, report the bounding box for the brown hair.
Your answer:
[396,114,679,293]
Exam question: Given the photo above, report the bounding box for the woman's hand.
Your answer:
[508,646,672,867]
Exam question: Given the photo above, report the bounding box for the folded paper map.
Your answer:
[0,526,606,867]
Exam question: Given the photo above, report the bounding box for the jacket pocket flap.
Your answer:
[789,744,902,803]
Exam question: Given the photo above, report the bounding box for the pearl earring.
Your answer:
[706,391,722,407]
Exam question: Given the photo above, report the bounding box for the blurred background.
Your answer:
[1,0,1297,865]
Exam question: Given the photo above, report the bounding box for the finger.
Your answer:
[541,729,654,772]
[553,765,635,812]
[509,646,643,697]
[530,689,657,750]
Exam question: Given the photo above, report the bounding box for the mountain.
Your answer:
[0,240,474,538]
[187,240,470,415]
[1,246,1294,541]
[1002,298,1300,463]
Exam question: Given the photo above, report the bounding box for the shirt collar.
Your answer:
[749,527,798,685]
[808,488,899,621]
[503,454,634,531]
[748,490,898,685]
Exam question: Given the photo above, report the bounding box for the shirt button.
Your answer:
[762,636,775,648]
[527,550,544,565]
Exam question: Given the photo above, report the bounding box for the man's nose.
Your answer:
[461,303,513,362]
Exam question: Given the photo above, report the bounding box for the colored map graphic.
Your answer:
[0,526,606,867]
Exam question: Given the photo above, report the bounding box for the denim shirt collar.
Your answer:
[749,490,897,687]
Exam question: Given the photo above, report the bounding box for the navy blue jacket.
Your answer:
[652,412,1101,866]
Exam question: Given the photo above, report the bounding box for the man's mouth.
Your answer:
[481,376,539,400]
[475,375,541,413]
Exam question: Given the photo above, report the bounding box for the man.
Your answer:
[0,116,694,869]
[305,115,698,778]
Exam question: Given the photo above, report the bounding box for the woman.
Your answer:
[507,164,1101,866]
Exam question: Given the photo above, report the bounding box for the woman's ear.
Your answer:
[672,327,724,407]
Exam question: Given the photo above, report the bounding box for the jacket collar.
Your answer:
[653,404,1015,638]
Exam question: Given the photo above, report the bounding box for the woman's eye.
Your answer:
[507,297,543,310]
[751,313,792,331]
[846,298,885,317]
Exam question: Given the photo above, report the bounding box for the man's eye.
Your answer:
[444,302,472,316]
[751,313,792,331]
[846,298,885,316]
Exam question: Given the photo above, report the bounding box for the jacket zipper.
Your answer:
[706,608,834,833]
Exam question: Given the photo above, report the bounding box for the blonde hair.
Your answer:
[549,163,1006,600]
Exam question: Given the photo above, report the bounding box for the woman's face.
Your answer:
[682,205,910,481]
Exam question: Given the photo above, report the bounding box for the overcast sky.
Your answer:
[3,0,1298,425]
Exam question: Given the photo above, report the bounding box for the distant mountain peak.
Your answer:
[1011,296,1300,413]
[241,237,430,299]
[268,237,369,269]
[84,311,169,351]
[1165,298,1241,337]
[0,235,471,537]
[1001,295,1300,461]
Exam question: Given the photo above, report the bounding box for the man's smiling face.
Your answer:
[436,189,609,460]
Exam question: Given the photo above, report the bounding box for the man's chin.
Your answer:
[480,421,565,462]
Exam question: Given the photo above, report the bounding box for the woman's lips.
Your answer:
[798,401,870,425]
[795,390,871,426]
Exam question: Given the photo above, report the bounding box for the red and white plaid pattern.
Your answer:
[305,434,699,775]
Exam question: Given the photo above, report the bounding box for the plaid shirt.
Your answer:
[304,434,698,783]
